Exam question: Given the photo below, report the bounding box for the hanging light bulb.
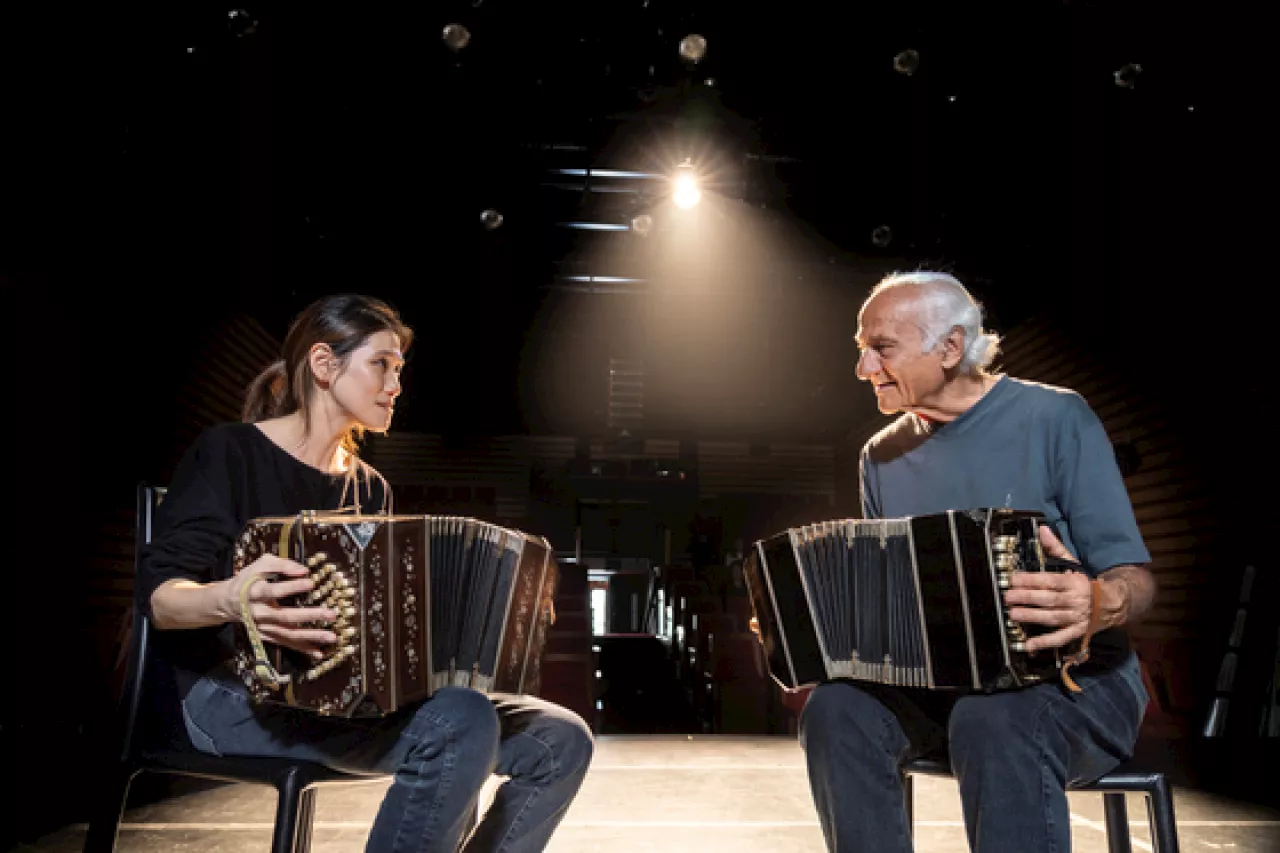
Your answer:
[671,162,701,209]
[1114,63,1142,89]
[893,49,919,76]
[442,23,471,51]
[679,34,708,63]
[228,9,258,37]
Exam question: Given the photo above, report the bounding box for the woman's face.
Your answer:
[330,330,405,431]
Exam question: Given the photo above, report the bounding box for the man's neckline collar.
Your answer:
[911,374,1006,434]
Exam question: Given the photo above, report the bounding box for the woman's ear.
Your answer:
[308,343,339,388]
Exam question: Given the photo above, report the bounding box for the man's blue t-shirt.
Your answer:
[860,375,1150,577]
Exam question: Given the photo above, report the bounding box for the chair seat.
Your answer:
[900,754,1180,851]
[900,756,952,778]
[139,748,384,788]
[901,755,1160,791]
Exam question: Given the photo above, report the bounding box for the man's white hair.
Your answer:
[867,271,1001,376]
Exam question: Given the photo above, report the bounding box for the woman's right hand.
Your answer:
[219,554,338,660]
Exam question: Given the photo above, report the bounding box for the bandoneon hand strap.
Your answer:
[237,517,299,691]
[1060,578,1103,694]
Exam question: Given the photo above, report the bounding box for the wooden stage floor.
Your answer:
[14,735,1280,852]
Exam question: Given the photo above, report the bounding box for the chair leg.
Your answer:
[1102,792,1132,853]
[901,773,914,841]
[272,768,308,853]
[1146,776,1180,853]
[82,767,139,853]
[295,788,320,853]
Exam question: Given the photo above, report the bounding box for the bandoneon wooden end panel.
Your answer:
[232,514,431,717]
[487,533,556,695]
[742,533,827,691]
[518,546,559,698]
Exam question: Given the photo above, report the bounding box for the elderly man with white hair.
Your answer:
[798,271,1157,852]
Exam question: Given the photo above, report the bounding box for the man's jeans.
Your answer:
[182,670,594,853]
[799,653,1149,853]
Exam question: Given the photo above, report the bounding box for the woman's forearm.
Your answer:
[149,578,234,630]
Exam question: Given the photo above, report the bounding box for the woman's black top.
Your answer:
[138,422,388,698]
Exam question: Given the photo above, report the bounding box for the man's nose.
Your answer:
[386,374,402,396]
[856,349,878,380]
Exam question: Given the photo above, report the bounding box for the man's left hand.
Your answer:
[1004,526,1095,653]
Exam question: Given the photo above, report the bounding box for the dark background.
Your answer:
[1,1,1271,845]
[7,2,1263,456]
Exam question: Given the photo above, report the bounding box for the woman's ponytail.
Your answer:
[241,359,290,423]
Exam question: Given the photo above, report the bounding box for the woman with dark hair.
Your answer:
[140,293,594,853]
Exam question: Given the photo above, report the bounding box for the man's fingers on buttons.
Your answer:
[1009,607,1076,627]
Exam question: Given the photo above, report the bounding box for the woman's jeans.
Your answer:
[182,669,594,853]
[799,653,1149,853]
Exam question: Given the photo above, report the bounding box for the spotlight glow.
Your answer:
[672,166,702,209]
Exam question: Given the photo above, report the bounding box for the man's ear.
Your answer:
[308,343,339,388]
[939,326,966,370]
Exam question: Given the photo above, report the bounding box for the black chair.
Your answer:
[83,484,388,853]
[901,755,1180,853]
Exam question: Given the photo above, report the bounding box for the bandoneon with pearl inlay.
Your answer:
[743,508,1086,693]
[231,513,558,717]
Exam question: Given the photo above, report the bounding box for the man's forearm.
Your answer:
[1097,564,1157,628]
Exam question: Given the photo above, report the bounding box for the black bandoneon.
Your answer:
[743,508,1075,692]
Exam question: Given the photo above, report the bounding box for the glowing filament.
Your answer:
[672,172,701,209]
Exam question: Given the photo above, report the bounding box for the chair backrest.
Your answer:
[112,483,177,762]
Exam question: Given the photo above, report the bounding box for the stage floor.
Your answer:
[16,735,1280,852]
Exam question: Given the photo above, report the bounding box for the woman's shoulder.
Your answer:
[157,424,259,510]
[188,421,263,456]
[172,423,284,482]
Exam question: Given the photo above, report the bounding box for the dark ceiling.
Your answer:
[2,2,1251,442]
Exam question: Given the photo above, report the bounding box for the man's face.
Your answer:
[854,289,947,414]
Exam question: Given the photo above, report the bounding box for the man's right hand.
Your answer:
[220,554,338,660]
[749,615,811,703]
